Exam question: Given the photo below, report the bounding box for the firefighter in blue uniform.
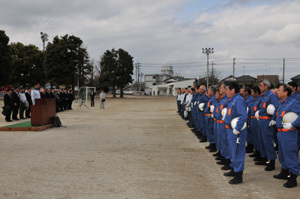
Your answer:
[243,87,255,153]
[205,86,217,152]
[255,79,279,171]
[249,86,263,161]
[273,84,300,188]
[223,82,248,185]
[199,88,211,142]
[214,83,231,170]
[212,87,221,155]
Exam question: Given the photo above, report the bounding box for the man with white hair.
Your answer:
[255,79,279,171]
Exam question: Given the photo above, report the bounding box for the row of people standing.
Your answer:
[3,83,74,122]
[176,80,300,188]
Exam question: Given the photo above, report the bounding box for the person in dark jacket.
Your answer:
[90,90,96,107]
[3,88,13,122]
[11,87,20,120]
[25,88,33,118]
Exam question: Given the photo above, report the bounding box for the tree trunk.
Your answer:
[120,87,124,98]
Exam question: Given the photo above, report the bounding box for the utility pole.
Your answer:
[202,48,214,88]
[283,58,285,84]
[211,61,215,85]
[233,58,236,77]
[135,62,141,91]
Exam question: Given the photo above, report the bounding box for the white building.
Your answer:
[151,79,195,96]
[144,66,185,95]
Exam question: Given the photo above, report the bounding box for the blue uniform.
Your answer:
[189,92,198,127]
[215,95,229,157]
[199,93,211,137]
[224,94,248,172]
[245,95,255,145]
[258,90,279,161]
[205,95,216,144]
[194,93,203,132]
[274,96,300,175]
[250,95,262,151]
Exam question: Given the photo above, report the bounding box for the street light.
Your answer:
[202,48,214,88]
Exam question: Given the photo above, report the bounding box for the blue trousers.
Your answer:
[214,121,220,149]
[246,126,253,145]
[219,123,230,159]
[277,130,300,175]
[228,128,247,172]
[257,120,267,158]
[259,119,277,160]
[250,118,259,150]
[200,113,206,136]
[177,100,181,112]
[206,117,214,143]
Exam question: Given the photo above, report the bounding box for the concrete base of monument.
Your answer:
[0,121,54,131]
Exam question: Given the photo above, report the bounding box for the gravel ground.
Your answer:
[0,95,299,199]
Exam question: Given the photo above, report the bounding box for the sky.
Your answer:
[1,0,300,83]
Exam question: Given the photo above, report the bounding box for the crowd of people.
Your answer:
[176,80,300,188]
[2,83,74,122]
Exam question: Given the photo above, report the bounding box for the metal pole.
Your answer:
[283,58,285,84]
[207,53,209,88]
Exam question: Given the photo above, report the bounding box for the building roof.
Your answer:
[236,75,256,80]
[291,75,300,80]
[221,75,237,82]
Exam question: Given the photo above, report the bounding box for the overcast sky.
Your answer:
[1,0,300,82]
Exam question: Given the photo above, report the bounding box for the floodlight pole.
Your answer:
[202,48,214,88]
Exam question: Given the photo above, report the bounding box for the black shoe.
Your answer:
[284,173,297,188]
[253,155,262,162]
[246,144,254,153]
[274,169,290,180]
[217,158,226,165]
[215,156,223,160]
[249,150,259,158]
[221,159,231,170]
[213,151,221,157]
[199,136,207,142]
[209,143,217,152]
[6,120,13,122]
[265,160,275,171]
[205,144,211,150]
[20,117,25,119]
[224,169,235,177]
[13,118,19,121]
[255,158,268,165]
[229,171,243,185]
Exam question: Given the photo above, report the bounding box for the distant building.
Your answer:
[220,75,237,84]
[151,79,195,96]
[257,75,279,88]
[236,75,257,86]
[144,66,184,95]
[291,74,300,86]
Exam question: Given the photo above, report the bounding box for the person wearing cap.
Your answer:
[255,79,279,171]
[3,88,13,122]
[273,84,300,188]
[19,87,28,119]
[11,87,21,120]
[287,82,300,102]
[223,82,248,185]
[31,83,41,105]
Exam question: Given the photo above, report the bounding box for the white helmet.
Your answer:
[282,112,298,123]
[210,105,215,113]
[199,103,205,111]
[231,117,247,131]
[267,104,275,115]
